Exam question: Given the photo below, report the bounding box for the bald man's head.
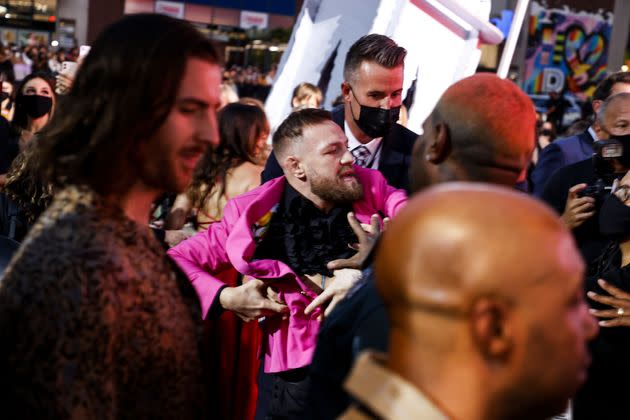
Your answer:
[376,184,597,419]
[377,184,570,312]
[411,74,536,192]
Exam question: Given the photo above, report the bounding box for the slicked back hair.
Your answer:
[343,34,407,83]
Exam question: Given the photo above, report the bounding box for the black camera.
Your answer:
[577,178,609,201]
[577,135,630,201]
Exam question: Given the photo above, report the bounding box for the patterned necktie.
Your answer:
[352,145,371,167]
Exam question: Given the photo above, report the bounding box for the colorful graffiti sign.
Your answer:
[524,2,612,100]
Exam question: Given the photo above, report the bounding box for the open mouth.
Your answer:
[339,168,356,179]
[180,147,204,171]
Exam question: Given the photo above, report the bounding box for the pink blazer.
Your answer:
[168,167,407,373]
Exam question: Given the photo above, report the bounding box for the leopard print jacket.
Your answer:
[0,186,208,419]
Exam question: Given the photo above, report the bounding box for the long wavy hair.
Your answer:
[4,141,53,225]
[33,14,219,196]
[188,102,268,210]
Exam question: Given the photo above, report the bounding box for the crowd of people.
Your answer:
[0,42,80,83]
[221,65,277,103]
[1,11,630,420]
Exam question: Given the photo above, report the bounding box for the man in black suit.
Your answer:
[305,73,537,419]
[540,92,630,267]
[261,34,417,191]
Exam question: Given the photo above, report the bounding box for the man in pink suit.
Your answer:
[168,108,406,419]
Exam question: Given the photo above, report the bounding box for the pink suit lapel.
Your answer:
[224,177,311,290]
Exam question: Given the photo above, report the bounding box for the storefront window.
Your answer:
[33,0,57,22]
[0,0,56,31]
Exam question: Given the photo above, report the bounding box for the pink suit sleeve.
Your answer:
[369,169,407,217]
[380,179,407,217]
[167,200,241,319]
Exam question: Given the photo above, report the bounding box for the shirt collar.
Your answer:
[343,351,449,420]
[588,126,599,142]
[345,121,383,155]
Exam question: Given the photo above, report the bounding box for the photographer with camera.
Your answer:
[532,72,630,195]
[541,92,630,266]
[537,92,630,420]
[571,166,630,419]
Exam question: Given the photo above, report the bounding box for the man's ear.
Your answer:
[341,82,352,103]
[425,122,452,164]
[592,99,603,114]
[469,298,513,360]
[283,155,306,179]
[592,119,606,139]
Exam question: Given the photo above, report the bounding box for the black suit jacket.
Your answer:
[531,130,595,196]
[305,267,387,420]
[0,116,17,174]
[261,106,417,192]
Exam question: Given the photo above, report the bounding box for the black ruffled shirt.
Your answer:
[252,183,357,277]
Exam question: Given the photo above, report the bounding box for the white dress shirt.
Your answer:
[345,122,383,170]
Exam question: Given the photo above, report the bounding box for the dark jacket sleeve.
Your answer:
[539,166,571,216]
[305,267,389,420]
[532,142,565,197]
[0,117,17,174]
[260,151,283,184]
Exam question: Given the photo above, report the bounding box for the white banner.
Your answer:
[155,1,185,19]
[240,10,269,29]
[265,0,501,134]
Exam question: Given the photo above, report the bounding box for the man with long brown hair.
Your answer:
[0,14,221,418]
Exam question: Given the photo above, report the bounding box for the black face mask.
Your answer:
[599,193,630,239]
[0,91,9,102]
[350,89,400,138]
[21,94,52,119]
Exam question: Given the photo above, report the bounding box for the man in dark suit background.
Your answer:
[540,92,630,267]
[536,93,630,420]
[261,34,417,192]
[531,71,630,195]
